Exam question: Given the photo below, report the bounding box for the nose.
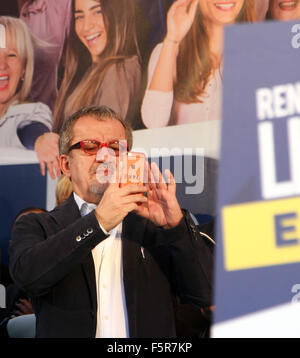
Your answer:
[96,146,116,163]
[82,13,95,34]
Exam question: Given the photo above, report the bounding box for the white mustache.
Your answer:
[95,162,118,184]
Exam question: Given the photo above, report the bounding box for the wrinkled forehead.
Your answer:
[71,115,127,142]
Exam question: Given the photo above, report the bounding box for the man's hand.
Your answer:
[14,298,34,316]
[136,162,183,229]
[94,183,147,232]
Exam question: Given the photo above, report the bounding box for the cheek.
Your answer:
[72,165,89,187]
[12,60,24,76]
[102,31,108,47]
[235,0,245,15]
[198,2,209,17]
[8,62,24,94]
[96,28,108,54]
[74,21,83,40]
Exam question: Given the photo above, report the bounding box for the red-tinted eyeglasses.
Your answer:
[68,139,128,156]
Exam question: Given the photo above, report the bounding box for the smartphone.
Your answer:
[119,152,146,187]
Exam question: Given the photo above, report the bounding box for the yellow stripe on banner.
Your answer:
[222,197,300,271]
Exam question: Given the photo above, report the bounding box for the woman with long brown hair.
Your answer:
[141,0,256,128]
[53,0,141,132]
[39,0,142,177]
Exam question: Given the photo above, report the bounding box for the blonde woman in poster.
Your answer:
[0,17,52,152]
[53,0,142,133]
[141,0,256,128]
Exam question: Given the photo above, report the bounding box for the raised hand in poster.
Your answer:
[165,0,198,44]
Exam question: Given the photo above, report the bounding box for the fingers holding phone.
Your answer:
[95,181,147,232]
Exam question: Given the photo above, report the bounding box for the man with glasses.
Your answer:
[9,105,213,338]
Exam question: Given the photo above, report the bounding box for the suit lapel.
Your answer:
[49,194,98,314]
[81,253,97,315]
[49,194,81,228]
[122,212,147,338]
[51,198,149,335]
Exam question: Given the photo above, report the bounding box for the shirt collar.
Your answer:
[73,192,97,216]
[73,192,122,236]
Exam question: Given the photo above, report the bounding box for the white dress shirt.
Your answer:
[73,193,129,338]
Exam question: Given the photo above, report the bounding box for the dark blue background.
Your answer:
[0,164,46,267]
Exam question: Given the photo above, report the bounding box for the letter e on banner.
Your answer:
[275,212,299,247]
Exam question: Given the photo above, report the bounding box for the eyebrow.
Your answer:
[74,4,101,13]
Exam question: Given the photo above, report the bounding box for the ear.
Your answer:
[60,154,71,179]
[20,67,25,82]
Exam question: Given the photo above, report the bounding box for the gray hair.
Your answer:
[59,105,133,155]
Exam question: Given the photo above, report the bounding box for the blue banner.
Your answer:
[213,20,300,337]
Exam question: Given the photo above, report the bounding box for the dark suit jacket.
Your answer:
[9,194,213,338]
